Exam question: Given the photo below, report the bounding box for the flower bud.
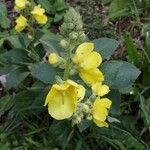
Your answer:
[69,68,78,76]
[82,104,90,113]
[48,53,59,65]
[69,32,78,40]
[79,32,86,41]
[86,115,92,120]
[67,23,74,30]
[28,35,33,39]
[60,39,69,50]
[73,116,81,124]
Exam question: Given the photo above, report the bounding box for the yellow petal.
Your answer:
[53,83,70,91]
[44,80,78,120]
[15,0,28,11]
[44,86,57,106]
[98,98,112,109]
[67,80,78,87]
[31,5,45,16]
[48,91,76,120]
[48,53,58,65]
[93,119,109,127]
[76,42,94,55]
[92,82,110,97]
[15,15,27,32]
[77,84,85,101]
[34,15,48,24]
[80,52,102,69]
[79,68,104,85]
[92,97,109,121]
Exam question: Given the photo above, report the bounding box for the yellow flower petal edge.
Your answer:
[80,51,102,70]
[92,82,110,97]
[15,15,27,32]
[14,0,29,11]
[31,5,48,25]
[92,97,112,128]
[77,85,85,101]
[76,42,94,55]
[48,53,59,65]
[44,80,85,120]
[79,68,104,85]
[93,119,109,127]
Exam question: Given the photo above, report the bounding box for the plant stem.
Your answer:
[63,49,72,80]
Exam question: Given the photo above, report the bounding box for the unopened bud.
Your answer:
[68,23,74,30]
[69,68,78,76]
[73,116,81,125]
[69,32,78,40]
[28,35,33,39]
[86,115,92,120]
[60,39,69,50]
[82,104,90,113]
[79,33,86,41]
[48,53,59,65]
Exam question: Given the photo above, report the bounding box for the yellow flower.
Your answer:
[73,42,104,85]
[31,5,48,24]
[92,82,110,97]
[79,68,104,85]
[73,42,102,69]
[92,97,112,127]
[15,15,27,32]
[44,80,85,120]
[48,53,59,65]
[14,0,29,11]
[77,84,85,101]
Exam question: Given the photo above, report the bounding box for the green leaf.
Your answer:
[78,120,92,132]
[48,120,72,148]
[6,34,30,49]
[31,63,56,84]
[124,32,140,66]
[101,60,141,93]
[108,89,121,114]
[13,88,47,115]
[36,0,52,13]
[0,3,10,28]
[6,67,30,89]
[53,0,67,12]
[93,38,119,59]
[101,0,111,5]
[139,95,150,127]
[145,32,150,58]
[0,95,14,117]
[0,49,33,65]
[54,12,64,23]
[91,124,148,150]
[109,0,131,20]
[39,32,63,53]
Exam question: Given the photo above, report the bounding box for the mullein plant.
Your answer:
[14,0,48,32]
[44,8,112,128]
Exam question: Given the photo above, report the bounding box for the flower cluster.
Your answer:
[14,0,47,32]
[43,8,112,128]
[45,42,112,128]
[73,43,104,85]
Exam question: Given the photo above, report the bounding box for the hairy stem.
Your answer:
[63,49,72,80]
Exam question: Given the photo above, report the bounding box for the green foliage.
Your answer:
[93,38,119,60]
[36,0,68,23]
[0,2,149,150]
[108,0,150,20]
[0,2,10,29]
[101,60,141,93]
[124,32,140,66]
[31,63,56,84]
